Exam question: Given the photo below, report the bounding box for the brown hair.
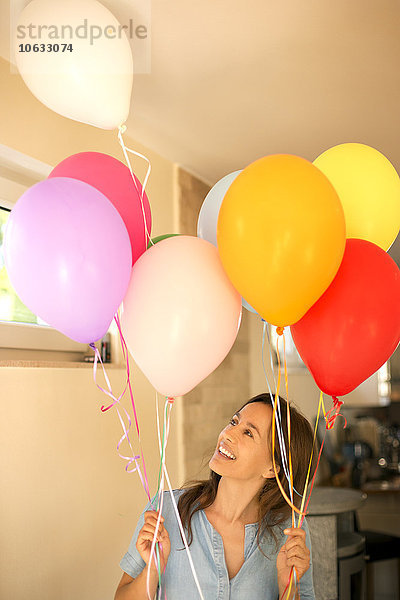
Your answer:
[177,393,316,555]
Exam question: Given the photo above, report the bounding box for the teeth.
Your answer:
[219,445,236,460]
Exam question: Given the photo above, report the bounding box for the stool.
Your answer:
[337,532,366,600]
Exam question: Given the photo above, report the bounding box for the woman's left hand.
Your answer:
[276,527,311,596]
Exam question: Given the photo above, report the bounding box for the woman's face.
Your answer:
[209,401,275,482]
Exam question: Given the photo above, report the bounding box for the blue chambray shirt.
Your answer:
[120,489,315,600]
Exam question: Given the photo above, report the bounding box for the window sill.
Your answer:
[0,359,125,369]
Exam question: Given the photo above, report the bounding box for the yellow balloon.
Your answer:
[217,155,346,326]
[313,143,400,251]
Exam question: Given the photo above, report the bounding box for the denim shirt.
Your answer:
[120,489,315,600]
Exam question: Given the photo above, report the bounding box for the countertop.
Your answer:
[307,487,366,515]
[362,476,400,493]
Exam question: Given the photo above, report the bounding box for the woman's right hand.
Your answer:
[136,510,171,571]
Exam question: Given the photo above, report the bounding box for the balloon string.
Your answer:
[281,333,296,528]
[89,343,146,482]
[271,333,304,517]
[117,125,153,247]
[296,394,348,520]
[114,312,151,500]
[261,321,300,497]
[280,394,348,599]
[158,411,206,600]
[281,332,299,597]
[146,395,175,600]
[298,391,325,525]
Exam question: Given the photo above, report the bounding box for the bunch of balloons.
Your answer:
[9,0,242,399]
[198,143,400,399]
[9,2,400,401]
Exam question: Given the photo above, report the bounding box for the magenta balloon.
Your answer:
[4,177,132,343]
[49,152,151,265]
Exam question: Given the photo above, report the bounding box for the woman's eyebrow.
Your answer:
[233,412,261,437]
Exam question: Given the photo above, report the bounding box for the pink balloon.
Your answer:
[120,236,242,397]
[4,177,132,343]
[49,152,151,265]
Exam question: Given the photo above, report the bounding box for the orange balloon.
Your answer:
[217,154,346,326]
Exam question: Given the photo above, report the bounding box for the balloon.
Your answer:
[4,178,132,343]
[120,236,242,397]
[197,170,255,313]
[15,0,133,129]
[197,171,242,247]
[242,298,258,314]
[291,239,400,397]
[147,233,180,249]
[217,154,346,326]
[313,143,400,251]
[49,152,151,265]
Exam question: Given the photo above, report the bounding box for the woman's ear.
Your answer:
[263,463,279,479]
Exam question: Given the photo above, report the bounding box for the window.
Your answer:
[0,144,89,361]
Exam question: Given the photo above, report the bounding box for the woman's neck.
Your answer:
[208,477,262,526]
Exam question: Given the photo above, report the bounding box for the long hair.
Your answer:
[177,393,316,555]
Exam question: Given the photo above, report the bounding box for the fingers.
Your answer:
[144,510,164,524]
[283,527,306,539]
[284,537,308,554]
[139,512,169,544]
[286,546,310,563]
[283,528,308,555]
[143,512,165,534]
[139,525,163,542]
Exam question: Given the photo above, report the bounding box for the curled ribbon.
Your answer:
[324,395,347,430]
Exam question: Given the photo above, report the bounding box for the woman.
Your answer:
[115,393,316,599]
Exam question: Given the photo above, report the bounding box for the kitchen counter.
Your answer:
[307,486,366,515]
[362,476,400,493]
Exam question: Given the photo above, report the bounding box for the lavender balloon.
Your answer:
[4,177,132,343]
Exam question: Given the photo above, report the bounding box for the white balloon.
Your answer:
[15,0,133,130]
[197,171,241,247]
[197,170,257,313]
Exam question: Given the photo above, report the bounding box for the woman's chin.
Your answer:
[208,454,221,474]
[209,452,231,476]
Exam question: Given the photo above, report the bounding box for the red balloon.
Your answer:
[49,152,151,265]
[291,239,400,397]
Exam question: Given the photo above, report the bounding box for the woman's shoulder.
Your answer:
[157,488,187,510]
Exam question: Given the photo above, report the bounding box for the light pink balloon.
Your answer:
[120,236,242,397]
[4,177,132,343]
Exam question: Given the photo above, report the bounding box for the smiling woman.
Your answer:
[115,394,317,600]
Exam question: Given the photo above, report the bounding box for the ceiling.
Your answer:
[1,0,400,260]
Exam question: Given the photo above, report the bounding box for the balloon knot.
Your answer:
[276,326,285,336]
[119,124,127,134]
[167,397,174,404]
[325,396,347,430]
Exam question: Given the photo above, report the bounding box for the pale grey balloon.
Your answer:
[197,170,242,248]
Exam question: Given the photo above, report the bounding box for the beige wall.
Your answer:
[0,57,184,600]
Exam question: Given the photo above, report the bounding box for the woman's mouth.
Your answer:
[217,445,236,460]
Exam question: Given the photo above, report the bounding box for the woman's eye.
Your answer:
[229,419,253,438]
